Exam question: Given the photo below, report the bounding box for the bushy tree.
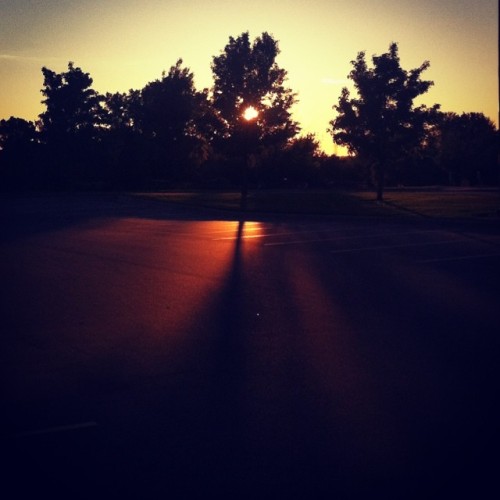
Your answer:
[99,61,221,187]
[102,90,140,132]
[135,59,221,183]
[138,60,196,141]
[280,134,322,186]
[436,112,498,185]
[330,43,439,200]
[212,32,299,150]
[39,62,103,142]
[0,117,39,189]
[97,90,145,188]
[0,117,37,151]
[36,62,104,188]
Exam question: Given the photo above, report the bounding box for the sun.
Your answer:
[243,106,259,121]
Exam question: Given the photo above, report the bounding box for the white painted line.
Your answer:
[263,230,440,247]
[418,253,500,264]
[11,421,98,439]
[213,227,341,241]
[329,239,471,254]
[209,227,268,238]
[213,234,267,240]
[214,224,425,242]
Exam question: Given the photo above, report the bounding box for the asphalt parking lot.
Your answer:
[1,193,499,497]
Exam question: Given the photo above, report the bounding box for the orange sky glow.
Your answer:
[0,0,498,155]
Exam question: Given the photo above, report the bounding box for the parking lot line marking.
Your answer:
[204,224,271,236]
[263,230,440,246]
[11,421,98,439]
[213,233,268,240]
[418,252,500,264]
[213,227,350,241]
[329,239,471,254]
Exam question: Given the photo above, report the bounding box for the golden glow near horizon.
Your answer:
[243,106,259,121]
[0,0,498,155]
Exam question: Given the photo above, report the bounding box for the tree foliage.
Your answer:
[330,43,439,199]
[99,60,223,186]
[38,62,102,142]
[138,60,196,140]
[1,37,498,192]
[0,117,39,188]
[212,32,299,148]
[436,112,498,185]
[0,117,36,151]
[102,90,140,131]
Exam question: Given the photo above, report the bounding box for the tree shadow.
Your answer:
[192,218,252,483]
[211,218,246,383]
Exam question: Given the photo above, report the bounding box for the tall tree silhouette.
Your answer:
[330,43,438,200]
[98,90,146,188]
[39,62,102,143]
[211,32,299,150]
[38,62,103,187]
[135,59,220,182]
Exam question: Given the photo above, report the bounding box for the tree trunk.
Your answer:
[374,161,385,201]
[376,180,384,202]
[240,155,248,211]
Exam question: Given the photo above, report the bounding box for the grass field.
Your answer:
[365,189,500,218]
[138,188,500,218]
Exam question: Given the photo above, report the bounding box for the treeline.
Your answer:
[0,33,498,193]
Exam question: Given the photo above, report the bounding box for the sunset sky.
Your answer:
[1,0,498,154]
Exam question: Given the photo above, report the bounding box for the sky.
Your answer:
[0,0,498,154]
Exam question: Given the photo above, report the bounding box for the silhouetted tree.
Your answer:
[102,90,140,132]
[0,117,39,189]
[436,112,498,186]
[98,90,146,188]
[280,134,322,187]
[37,62,104,187]
[134,59,221,184]
[0,117,37,151]
[318,154,366,188]
[39,62,103,142]
[211,32,299,154]
[330,43,439,200]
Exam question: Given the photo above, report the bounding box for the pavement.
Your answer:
[1,193,499,498]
